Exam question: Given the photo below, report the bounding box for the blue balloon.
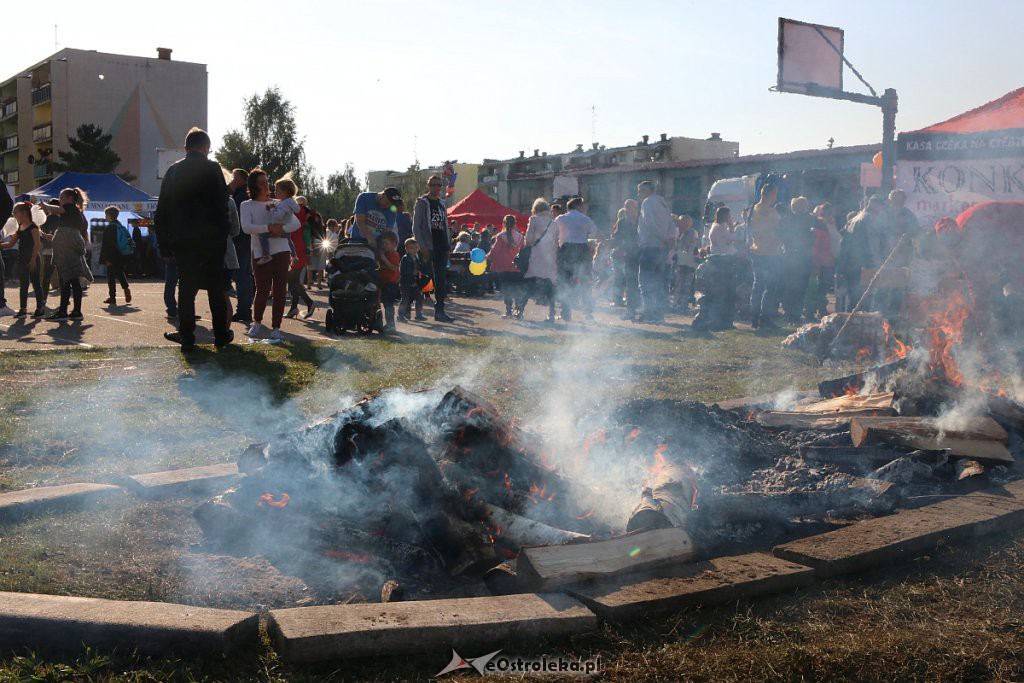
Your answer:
[470,248,486,263]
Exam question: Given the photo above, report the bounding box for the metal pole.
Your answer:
[880,88,898,196]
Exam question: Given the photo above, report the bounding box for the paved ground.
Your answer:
[0,280,715,350]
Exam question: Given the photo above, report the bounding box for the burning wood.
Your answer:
[626,458,698,534]
[481,503,589,548]
[849,416,1013,463]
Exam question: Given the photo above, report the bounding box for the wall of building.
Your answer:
[0,48,206,196]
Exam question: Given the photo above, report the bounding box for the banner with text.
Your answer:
[896,128,1024,227]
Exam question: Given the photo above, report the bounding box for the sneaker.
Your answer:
[31,308,45,319]
[124,288,132,304]
[414,314,427,321]
[269,328,285,341]
[103,297,116,305]
[246,322,265,338]
[14,309,27,317]
[215,329,235,349]
[46,310,68,320]
[0,305,15,317]
[303,303,315,319]
[164,331,196,352]
[68,311,84,321]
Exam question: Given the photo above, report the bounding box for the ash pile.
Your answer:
[191,376,1022,603]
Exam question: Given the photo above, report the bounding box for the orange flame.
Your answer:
[574,509,595,520]
[925,287,970,386]
[503,472,512,491]
[855,347,871,362]
[649,443,669,476]
[463,487,479,501]
[322,549,374,563]
[258,492,290,508]
[625,428,641,443]
[882,320,912,362]
[466,407,484,419]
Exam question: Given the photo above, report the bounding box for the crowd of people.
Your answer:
[0,125,923,348]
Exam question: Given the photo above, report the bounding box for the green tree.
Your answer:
[53,123,136,182]
[305,163,364,220]
[214,87,312,188]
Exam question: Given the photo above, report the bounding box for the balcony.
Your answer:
[1,135,17,152]
[0,99,15,121]
[32,124,52,144]
[2,170,18,185]
[31,83,51,107]
[33,162,53,180]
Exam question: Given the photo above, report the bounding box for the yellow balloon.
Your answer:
[469,260,487,276]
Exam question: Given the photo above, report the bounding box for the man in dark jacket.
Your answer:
[412,175,454,322]
[155,127,231,350]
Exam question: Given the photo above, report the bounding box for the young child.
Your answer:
[378,232,401,331]
[0,202,44,317]
[255,176,300,265]
[399,238,429,321]
[100,206,133,306]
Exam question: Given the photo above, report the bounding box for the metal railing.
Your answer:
[1,135,17,152]
[2,170,18,184]
[33,162,53,179]
[31,83,52,106]
[0,99,16,120]
[32,124,52,143]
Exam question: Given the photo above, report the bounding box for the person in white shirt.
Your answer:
[636,181,675,323]
[553,196,599,321]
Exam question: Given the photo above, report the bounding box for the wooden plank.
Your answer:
[126,463,240,498]
[568,553,814,621]
[773,487,1024,577]
[268,593,597,663]
[850,416,1008,445]
[755,411,883,431]
[0,483,122,521]
[516,528,696,592]
[0,591,258,657]
[792,392,895,415]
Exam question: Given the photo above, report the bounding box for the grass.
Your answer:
[4,321,946,681]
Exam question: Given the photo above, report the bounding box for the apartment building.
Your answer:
[0,47,206,196]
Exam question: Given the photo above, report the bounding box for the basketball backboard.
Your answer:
[777,18,844,95]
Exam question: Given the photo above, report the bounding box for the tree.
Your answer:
[215,87,312,188]
[53,123,136,182]
[305,163,365,220]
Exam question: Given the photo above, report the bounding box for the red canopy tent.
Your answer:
[446,189,531,233]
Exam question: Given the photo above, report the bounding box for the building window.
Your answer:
[1,99,16,119]
[32,124,52,143]
[2,135,17,152]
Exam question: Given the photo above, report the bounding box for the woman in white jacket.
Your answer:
[523,197,559,323]
[239,169,301,339]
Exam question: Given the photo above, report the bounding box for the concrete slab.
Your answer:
[0,591,258,657]
[773,487,1024,577]
[568,552,814,621]
[268,593,597,663]
[125,463,240,498]
[0,483,122,520]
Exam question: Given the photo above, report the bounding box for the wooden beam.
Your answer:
[792,392,895,415]
[755,410,885,431]
[516,528,696,592]
[849,416,1013,464]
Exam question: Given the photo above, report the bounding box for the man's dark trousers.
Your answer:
[174,245,229,345]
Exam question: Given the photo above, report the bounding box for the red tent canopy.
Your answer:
[446,189,530,233]
[911,86,1024,134]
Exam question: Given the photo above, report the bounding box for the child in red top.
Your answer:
[378,232,401,331]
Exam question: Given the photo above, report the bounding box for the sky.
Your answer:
[4,0,1022,182]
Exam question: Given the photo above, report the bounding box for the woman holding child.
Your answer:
[239,169,301,340]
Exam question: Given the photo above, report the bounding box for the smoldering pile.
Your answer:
[188,378,1022,604]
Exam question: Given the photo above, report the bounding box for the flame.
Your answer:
[625,428,641,443]
[463,487,479,501]
[649,443,669,476]
[527,482,557,505]
[882,320,912,362]
[855,347,871,362]
[574,509,595,520]
[322,549,374,563]
[258,492,290,508]
[466,407,484,419]
[925,287,970,386]
[843,381,862,397]
[503,472,512,491]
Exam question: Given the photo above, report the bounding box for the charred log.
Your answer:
[626,462,698,533]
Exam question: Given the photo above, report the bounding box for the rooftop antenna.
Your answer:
[413,135,419,166]
[590,105,597,144]
[54,24,58,51]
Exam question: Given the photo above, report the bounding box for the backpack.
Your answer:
[115,221,136,256]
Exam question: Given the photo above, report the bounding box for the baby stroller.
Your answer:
[324,238,385,335]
